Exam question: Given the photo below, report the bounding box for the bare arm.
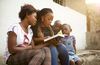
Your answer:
[33,37,44,45]
[73,41,76,54]
[31,39,49,49]
[33,30,45,45]
[7,32,32,54]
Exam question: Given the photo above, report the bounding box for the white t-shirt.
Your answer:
[4,23,33,61]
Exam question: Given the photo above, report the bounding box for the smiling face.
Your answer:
[41,12,53,27]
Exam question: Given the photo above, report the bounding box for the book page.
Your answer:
[44,34,64,42]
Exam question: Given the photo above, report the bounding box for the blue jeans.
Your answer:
[57,43,69,65]
[50,45,58,65]
[50,44,69,65]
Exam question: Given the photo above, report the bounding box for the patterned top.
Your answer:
[4,23,33,61]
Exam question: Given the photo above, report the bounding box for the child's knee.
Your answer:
[70,60,75,65]
[75,60,81,65]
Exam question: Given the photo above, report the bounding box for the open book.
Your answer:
[44,34,64,42]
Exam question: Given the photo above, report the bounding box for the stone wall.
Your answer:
[64,0,86,15]
[87,5,100,32]
[86,32,100,50]
[86,5,100,50]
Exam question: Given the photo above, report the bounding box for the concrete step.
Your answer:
[77,50,100,65]
[1,50,100,65]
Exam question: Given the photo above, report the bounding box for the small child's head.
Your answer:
[61,24,72,35]
[53,20,62,30]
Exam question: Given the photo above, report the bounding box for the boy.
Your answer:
[60,24,81,65]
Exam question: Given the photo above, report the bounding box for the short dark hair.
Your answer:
[62,24,72,31]
[54,20,61,25]
[19,4,37,21]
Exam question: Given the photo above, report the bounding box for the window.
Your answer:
[53,0,63,5]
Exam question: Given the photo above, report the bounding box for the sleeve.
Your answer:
[7,24,18,35]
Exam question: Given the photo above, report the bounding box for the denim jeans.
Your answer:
[57,43,69,65]
[50,44,69,65]
[50,45,58,65]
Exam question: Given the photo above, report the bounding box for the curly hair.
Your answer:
[19,4,37,21]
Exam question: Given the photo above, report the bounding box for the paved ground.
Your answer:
[0,50,100,65]
[77,50,100,65]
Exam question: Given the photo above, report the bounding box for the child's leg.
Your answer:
[73,55,81,65]
[75,60,81,65]
[70,60,75,65]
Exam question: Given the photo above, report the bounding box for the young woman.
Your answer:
[4,4,51,65]
[31,8,69,65]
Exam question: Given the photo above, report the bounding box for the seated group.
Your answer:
[4,4,81,65]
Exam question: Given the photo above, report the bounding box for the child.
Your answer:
[52,20,62,35]
[60,24,81,65]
